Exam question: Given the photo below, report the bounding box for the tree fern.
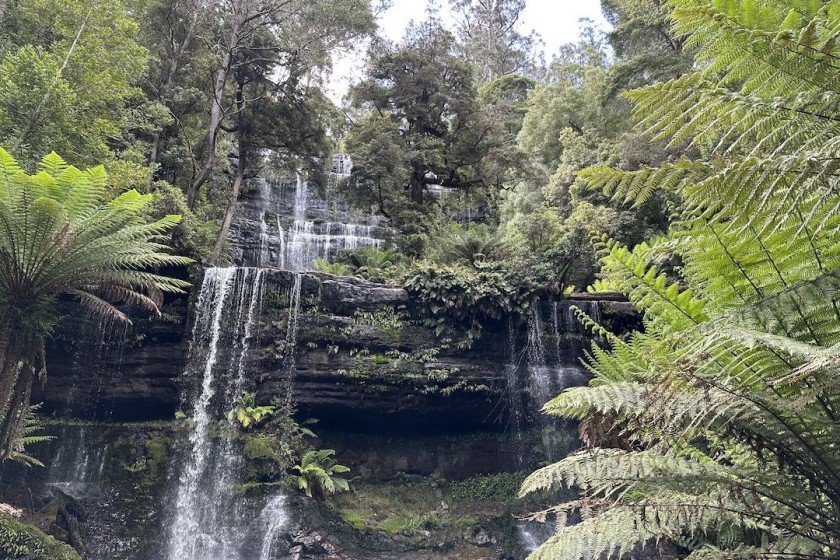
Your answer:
[0,148,191,462]
[525,1,840,558]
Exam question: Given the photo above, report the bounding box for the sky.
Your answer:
[328,0,609,103]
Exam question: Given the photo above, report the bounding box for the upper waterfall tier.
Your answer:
[229,174,384,270]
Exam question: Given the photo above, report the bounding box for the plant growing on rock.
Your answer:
[406,261,529,348]
[227,392,275,429]
[312,258,351,276]
[292,449,350,500]
[0,149,190,462]
[337,246,403,283]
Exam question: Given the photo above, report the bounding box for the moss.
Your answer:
[371,353,393,365]
[377,515,412,535]
[144,434,169,477]
[338,508,369,531]
[0,513,81,560]
[450,472,527,504]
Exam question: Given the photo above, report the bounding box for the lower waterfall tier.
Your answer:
[1,422,573,560]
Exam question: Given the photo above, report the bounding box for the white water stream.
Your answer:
[165,267,289,560]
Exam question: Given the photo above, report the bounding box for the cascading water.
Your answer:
[257,495,289,560]
[506,318,526,463]
[526,299,592,414]
[46,426,108,498]
[515,298,596,555]
[241,172,382,271]
[166,267,280,560]
[282,178,381,271]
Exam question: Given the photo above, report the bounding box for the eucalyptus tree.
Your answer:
[451,0,538,81]
[0,149,190,462]
[521,1,840,558]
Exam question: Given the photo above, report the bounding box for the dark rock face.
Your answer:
[36,299,189,421]
[252,270,513,430]
[37,270,639,429]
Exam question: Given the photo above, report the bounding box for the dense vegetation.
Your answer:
[519,1,840,558]
[0,0,837,558]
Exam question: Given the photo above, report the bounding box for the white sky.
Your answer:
[328,0,609,103]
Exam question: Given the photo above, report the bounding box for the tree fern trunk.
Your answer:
[0,317,21,418]
[0,320,33,461]
[0,359,34,461]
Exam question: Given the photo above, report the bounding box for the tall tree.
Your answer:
[209,62,337,263]
[185,0,375,208]
[350,19,497,205]
[141,0,205,170]
[0,0,149,166]
[601,0,694,94]
[451,0,538,81]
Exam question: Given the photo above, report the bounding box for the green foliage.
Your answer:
[8,405,52,468]
[336,247,403,283]
[227,392,275,429]
[292,448,351,500]
[405,261,528,347]
[312,258,351,276]
[451,471,526,503]
[0,148,190,461]
[524,2,840,559]
[427,223,508,268]
[349,17,502,207]
[0,513,81,560]
[0,0,149,166]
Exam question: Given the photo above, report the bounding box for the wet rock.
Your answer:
[468,529,493,546]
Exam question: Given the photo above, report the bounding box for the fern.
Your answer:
[0,148,191,462]
[525,1,840,558]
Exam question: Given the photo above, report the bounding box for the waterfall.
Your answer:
[46,426,108,498]
[165,267,272,560]
[275,216,286,270]
[506,318,526,463]
[236,171,382,270]
[274,175,381,271]
[258,495,289,560]
[527,301,546,367]
[293,173,307,222]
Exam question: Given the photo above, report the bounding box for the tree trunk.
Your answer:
[410,167,425,204]
[209,80,247,265]
[0,320,35,462]
[0,318,21,420]
[186,17,242,208]
[209,147,246,265]
[0,0,6,26]
[0,362,34,462]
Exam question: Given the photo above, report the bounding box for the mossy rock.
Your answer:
[0,513,81,560]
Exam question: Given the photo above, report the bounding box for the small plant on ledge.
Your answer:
[292,449,350,500]
[227,392,275,429]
